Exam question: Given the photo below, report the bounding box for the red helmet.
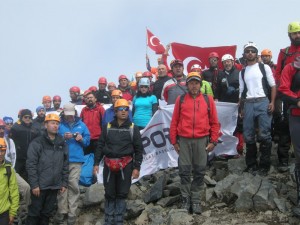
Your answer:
[108,82,116,88]
[98,77,107,85]
[170,59,183,68]
[53,95,61,101]
[89,86,98,92]
[83,89,92,96]
[118,75,128,81]
[69,86,80,93]
[208,52,219,59]
[0,119,5,126]
[42,95,52,103]
[142,71,153,78]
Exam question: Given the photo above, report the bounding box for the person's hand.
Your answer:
[146,54,149,60]
[93,166,99,176]
[60,187,66,194]
[206,143,215,152]
[173,143,180,154]
[32,187,40,197]
[75,133,83,142]
[297,101,300,108]
[132,169,140,179]
[268,102,274,114]
[8,216,14,225]
[64,132,73,140]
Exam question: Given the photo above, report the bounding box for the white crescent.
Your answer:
[150,36,160,46]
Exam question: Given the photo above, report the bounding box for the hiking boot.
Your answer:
[67,216,76,225]
[53,213,65,225]
[278,162,289,173]
[244,165,258,175]
[192,203,202,214]
[258,167,269,176]
[181,196,191,212]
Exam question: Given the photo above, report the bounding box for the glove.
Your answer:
[226,86,236,95]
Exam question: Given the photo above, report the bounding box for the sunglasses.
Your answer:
[0,126,5,130]
[140,86,149,89]
[244,49,257,54]
[23,116,32,119]
[117,107,129,111]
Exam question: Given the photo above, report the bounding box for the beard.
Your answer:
[290,36,300,46]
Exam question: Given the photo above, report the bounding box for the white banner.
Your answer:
[97,102,238,183]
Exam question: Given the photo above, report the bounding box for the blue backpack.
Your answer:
[79,153,95,187]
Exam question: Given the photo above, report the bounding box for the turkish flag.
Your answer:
[171,42,237,72]
[147,29,165,54]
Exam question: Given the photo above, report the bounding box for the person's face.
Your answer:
[53,100,61,109]
[0,148,6,164]
[261,55,271,64]
[157,65,167,77]
[37,109,46,118]
[22,115,32,125]
[108,85,116,92]
[187,80,201,96]
[45,120,59,136]
[64,115,75,123]
[244,48,257,62]
[43,101,51,109]
[290,31,300,41]
[139,85,149,94]
[86,94,97,107]
[5,122,13,132]
[112,96,121,105]
[119,79,128,88]
[70,92,78,101]
[0,125,5,137]
[172,64,184,78]
[115,106,129,121]
[209,57,218,67]
[98,83,107,90]
[222,59,234,71]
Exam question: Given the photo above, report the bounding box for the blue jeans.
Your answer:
[243,98,272,144]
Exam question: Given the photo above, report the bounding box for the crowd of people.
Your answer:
[1,21,300,224]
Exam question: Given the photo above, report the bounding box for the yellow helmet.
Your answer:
[0,138,7,151]
[288,22,300,33]
[111,90,123,97]
[44,113,60,123]
[114,99,129,108]
[186,72,202,83]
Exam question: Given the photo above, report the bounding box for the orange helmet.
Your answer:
[114,99,129,108]
[261,49,272,57]
[130,81,137,88]
[44,113,60,123]
[0,138,7,151]
[111,89,123,97]
[135,71,143,78]
[42,95,52,103]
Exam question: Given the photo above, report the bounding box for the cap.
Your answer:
[36,106,45,113]
[63,103,76,116]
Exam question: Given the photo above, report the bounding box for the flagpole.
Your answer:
[145,26,148,55]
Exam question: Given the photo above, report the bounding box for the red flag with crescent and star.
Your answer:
[146,29,165,54]
[171,42,237,72]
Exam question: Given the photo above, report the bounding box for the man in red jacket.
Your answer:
[80,91,105,155]
[170,72,219,214]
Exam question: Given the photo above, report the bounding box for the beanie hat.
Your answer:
[3,116,13,124]
[20,109,32,118]
[36,106,45,113]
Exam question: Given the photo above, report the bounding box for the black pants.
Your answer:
[103,161,133,200]
[84,139,98,155]
[26,189,58,225]
[0,211,9,225]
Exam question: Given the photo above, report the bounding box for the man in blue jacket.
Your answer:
[55,103,90,225]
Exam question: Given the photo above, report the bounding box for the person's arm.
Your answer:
[162,44,171,71]
[26,141,40,190]
[152,95,158,116]
[275,49,285,85]
[264,64,277,112]
[207,96,220,151]
[8,168,19,222]
[62,143,69,189]
[146,54,151,72]
[170,97,181,153]
[93,125,107,174]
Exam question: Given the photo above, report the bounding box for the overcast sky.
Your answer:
[0,0,298,119]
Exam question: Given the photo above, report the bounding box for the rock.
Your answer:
[228,157,247,175]
[202,210,211,217]
[204,175,217,186]
[156,195,181,207]
[206,187,214,202]
[214,174,239,201]
[273,197,288,213]
[163,189,171,197]
[143,173,167,203]
[128,184,144,200]
[164,182,181,196]
[135,210,149,225]
[126,199,146,219]
[166,209,194,225]
[146,205,167,225]
[83,184,105,206]
[214,168,228,182]
[253,178,277,211]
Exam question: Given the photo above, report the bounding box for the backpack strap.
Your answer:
[280,47,290,72]
[5,164,12,187]
[179,93,210,115]
[106,122,134,142]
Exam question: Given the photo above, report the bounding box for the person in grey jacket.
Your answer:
[26,114,69,225]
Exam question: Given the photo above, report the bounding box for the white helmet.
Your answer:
[244,41,258,52]
[191,64,202,70]
[138,77,150,87]
[221,54,234,62]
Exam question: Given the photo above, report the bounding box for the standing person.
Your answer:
[278,56,300,216]
[0,137,19,225]
[96,77,111,104]
[10,109,40,181]
[32,106,46,133]
[170,72,219,214]
[107,82,117,95]
[275,22,300,172]
[239,42,276,176]
[94,99,143,225]
[102,90,133,127]
[80,91,104,155]
[152,64,171,101]
[190,65,213,96]
[69,86,83,105]
[132,78,158,130]
[118,75,135,102]
[2,116,14,137]
[26,114,68,225]
[55,103,90,225]
[53,95,63,112]
[42,96,54,112]
[161,59,187,104]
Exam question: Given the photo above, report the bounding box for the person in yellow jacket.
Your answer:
[190,64,214,97]
[0,137,19,225]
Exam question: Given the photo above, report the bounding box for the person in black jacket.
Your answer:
[152,64,171,102]
[26,114,69,225]
[94,99,143,225]
[32,106,46,133]
[10,109,40,181]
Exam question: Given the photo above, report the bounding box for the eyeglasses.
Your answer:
[244,49,257,54]
[140,86,149,89]
[23,116,32,119]
[117,107,129,111]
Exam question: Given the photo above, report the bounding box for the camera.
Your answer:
[73,133,78,138]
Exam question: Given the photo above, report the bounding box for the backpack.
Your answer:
[179,93,210,117]
[241,63,271,100]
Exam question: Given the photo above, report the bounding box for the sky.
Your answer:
[0,0,299,120]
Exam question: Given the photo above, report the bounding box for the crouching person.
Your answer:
[26,114,68,225]
[170,72,220,214]
[94,99,143,225]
